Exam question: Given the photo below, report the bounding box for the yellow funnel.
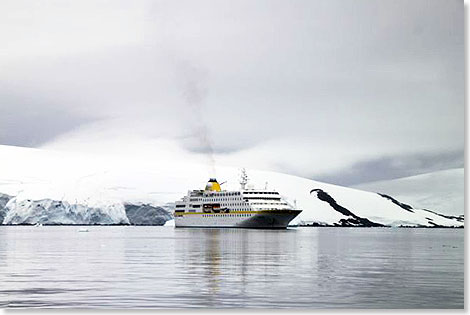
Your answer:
[205,178,221,192]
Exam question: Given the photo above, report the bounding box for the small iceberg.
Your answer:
[163,219,175,227]
[78,228,89,232]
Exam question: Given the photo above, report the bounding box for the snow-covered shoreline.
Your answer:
[0,189,463,227]
[0,145,464,228]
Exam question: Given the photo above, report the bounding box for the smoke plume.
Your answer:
[176,60,217,177]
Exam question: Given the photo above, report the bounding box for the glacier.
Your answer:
[0,193,12,223]
[124,203,173,225]
[1,196,174,225]
[0,189,175,225]
[3,197,129,225]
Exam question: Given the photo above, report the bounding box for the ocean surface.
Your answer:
[0,226,464,309]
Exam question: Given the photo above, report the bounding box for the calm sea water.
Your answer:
[0,226,464,309]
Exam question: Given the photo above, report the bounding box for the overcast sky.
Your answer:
[0,0,464,185]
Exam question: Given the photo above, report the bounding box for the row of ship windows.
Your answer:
[190,192,278,201]
[176,208,250,212]
[204,203,246,206]
[176,203,248,208]
[177,204,283,209]
[204,192,242,198]
[188,198,281,204]
[201,192,278,197]
[189,198,243,202]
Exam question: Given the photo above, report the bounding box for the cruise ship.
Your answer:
[174,172,302,228]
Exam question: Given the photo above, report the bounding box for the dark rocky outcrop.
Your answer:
[422,209,464,222]
[335,217,384,227]
[377,193,414,212]
[310,188,384,227]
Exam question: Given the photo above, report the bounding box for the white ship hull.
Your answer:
[175,209,301,229]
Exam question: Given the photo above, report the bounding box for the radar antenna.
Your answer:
[239,168,248,190]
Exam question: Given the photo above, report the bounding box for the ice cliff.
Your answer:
[124,203,173,225]
[1,196,173,225]
[0,193,12,224]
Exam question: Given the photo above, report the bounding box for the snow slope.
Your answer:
[0,145,463,227]
[353,169,464,216]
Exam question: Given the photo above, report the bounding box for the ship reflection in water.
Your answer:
[0,226,464,308]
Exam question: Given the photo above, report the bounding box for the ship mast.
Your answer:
[239,168,248,190]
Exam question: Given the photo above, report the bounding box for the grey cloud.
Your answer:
[0,0,464,182]
[0,90,99,147]
[180,134,263,155]
[314,150,464,186]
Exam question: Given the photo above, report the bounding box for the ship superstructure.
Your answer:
[174,173,301,228]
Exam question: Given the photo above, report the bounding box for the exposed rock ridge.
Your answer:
[310,188,384,227]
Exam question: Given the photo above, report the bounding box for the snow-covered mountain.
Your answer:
[0,145,463,227]
[352,168,464,216]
